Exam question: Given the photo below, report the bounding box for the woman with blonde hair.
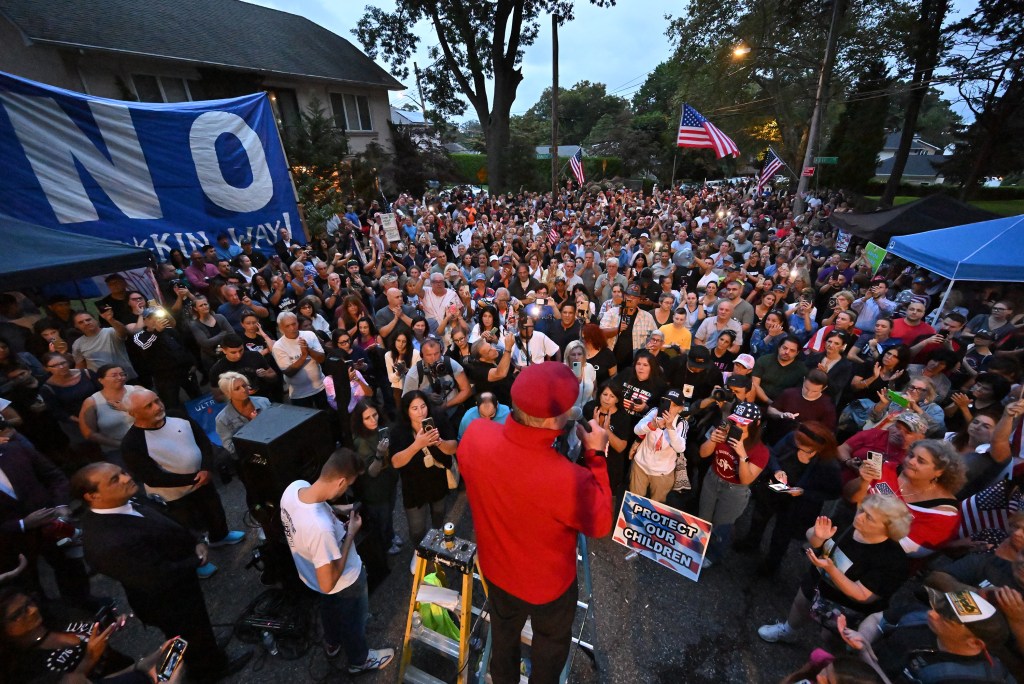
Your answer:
[758,492,912,643]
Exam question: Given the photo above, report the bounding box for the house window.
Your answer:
[268,88,301,136]
[330,93,372,131]
[131,74,193,103]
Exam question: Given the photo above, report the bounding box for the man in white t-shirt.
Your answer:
[510,316,560,371]
[280,448,394,674]
[272,311,328,409]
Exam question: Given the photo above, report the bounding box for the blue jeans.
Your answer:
[319,566,369,666]
[698,473,752,563]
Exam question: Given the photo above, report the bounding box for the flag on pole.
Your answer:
[676,104,739,158]
[756,147,784,193]
[569,149,585,185]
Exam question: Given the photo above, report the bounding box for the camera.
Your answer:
[711,387,731,402]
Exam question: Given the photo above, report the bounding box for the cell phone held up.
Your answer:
[421,417,435,434]
[866,450,884,472]
[157,637,187,682]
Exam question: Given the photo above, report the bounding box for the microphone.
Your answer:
[566,405,592,433]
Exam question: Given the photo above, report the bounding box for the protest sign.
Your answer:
[865,242,888,275]
[0,70,300,257]
[612,492,711,581]
[835,230,852,253]
[380,212,401,242]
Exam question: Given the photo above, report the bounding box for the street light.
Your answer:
[732,43,751,59]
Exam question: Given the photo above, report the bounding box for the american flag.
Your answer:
[548,222,559,245]
[569,149,585,185]
[959,476,1024,543]
[677,104,739,158]
[756,147,784,193]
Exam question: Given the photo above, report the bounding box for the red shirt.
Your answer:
[890,318,934,344]
[457,418,613,603]
[869,462,960,556]
[710,441,770,484]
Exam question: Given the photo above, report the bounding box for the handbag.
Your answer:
[446,457,460,490]
[672,452,691,492]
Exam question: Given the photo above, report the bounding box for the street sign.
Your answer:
[813,156,838,164]
[802,166,816,177]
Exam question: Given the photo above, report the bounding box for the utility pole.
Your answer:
[551,13,559,198]
[793,0,846,216]
[413,61,429,121]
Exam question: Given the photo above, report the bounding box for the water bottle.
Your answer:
[261,630,279,656]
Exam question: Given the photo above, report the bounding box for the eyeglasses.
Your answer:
[453,337,466,344]
[992,307,1009,312]
[906,386,927,393]
[46,361,69,369]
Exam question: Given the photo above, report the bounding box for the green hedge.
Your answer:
[450,153,624,188]
[862,182,1024,200]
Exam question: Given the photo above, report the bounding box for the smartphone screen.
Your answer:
[378,426,390,441]
[157,638,188,682]
[768,482,790,492]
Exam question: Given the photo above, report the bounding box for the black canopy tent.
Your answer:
[829,194,998,245]
[0,215,155,290]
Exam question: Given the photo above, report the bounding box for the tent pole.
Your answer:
[930,279,956,326]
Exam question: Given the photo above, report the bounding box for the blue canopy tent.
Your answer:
[886,214,1024,317]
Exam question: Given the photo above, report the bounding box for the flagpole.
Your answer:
[771,147,800,180]
[670,151,678,189]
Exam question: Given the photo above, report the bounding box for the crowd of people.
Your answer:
[1,180,1023,682]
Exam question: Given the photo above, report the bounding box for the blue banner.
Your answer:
[0,70,301,259]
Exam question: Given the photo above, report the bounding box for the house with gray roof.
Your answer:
[0,0,404,153]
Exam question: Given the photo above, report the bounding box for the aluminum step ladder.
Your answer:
[399,527,480,684]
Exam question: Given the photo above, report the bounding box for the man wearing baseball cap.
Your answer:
[837,587,1014,681]
[458,363,612,684]
[599,283,656,369]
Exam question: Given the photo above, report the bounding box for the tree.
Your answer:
[523,80,630,146]
[942,0,1024,197]
[880,0,951,206]
[820,60,893,191]
[354,0,614,193]
[660,0,911,176]
[283,97,350,236]
[385,123,459,195]
[887,87,963,149]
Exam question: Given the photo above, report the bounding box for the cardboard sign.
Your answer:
[865,241,888,275]
[835,230,852,253]
[612,492,712,581]
[380,212,400,243]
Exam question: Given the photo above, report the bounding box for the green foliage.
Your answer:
[449,153,623,190]
[820,60,893,191]
[522,81,631,146]
[886,88,963,150]
[283,97,351,236]
[385,123,459,195]
[353,0,617,192]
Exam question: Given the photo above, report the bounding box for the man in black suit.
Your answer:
[0,426,92,605]
[72,462,251,683]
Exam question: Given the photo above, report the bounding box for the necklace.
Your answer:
[899,476,928,500]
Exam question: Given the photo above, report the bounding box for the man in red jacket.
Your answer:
[458,362,612,684]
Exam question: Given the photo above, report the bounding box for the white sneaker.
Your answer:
[347,648,395,674]
[758,622,798,643]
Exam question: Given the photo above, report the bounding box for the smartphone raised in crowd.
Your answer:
[421,417,435,434]
[887,389,910,408]
[157,637,188,682]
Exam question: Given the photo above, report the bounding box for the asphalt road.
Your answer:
[73,478,820,683]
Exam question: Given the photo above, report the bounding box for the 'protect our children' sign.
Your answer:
[612,492,711,581]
